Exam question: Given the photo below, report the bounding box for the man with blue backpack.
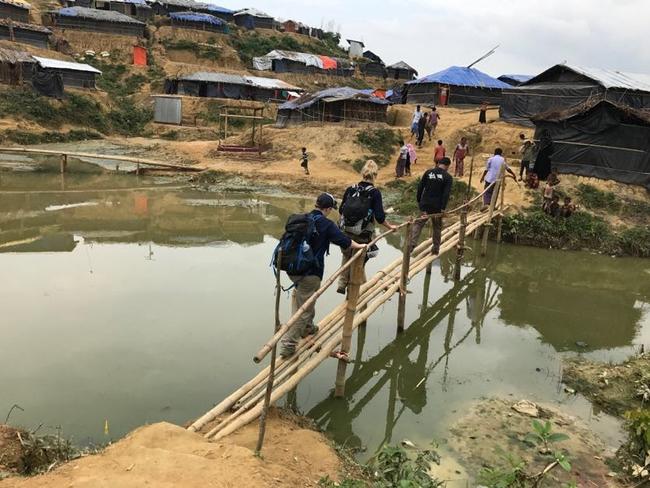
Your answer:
[274,193,366,358]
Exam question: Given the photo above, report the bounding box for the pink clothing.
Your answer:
[454,143,469,161]
[407,143,417,163]
[434,145,446,162]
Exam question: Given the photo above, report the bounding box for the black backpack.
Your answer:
[341,185,374,234]
[272,213,321,276]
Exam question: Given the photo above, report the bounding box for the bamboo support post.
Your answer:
[481,168,505,256]
[497,176,506,243]
[425,220,434,275]
[59,154,67,174]
[454,208,468,281]
[136,162,140,176]
[255,251,282,454]
[334,250,365,397]
[466,155,475,200]
[396,222,412,333]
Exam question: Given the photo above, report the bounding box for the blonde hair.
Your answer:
[361,159,379,182]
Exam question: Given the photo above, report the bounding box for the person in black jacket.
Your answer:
[409,157,453,255]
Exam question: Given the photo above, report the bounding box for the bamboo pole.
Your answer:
[454,208,468,281]
[206,214,495,440]
[466,155,475,199]
[334,250,365,397]
[497,176,506,243]
[255,251,282,454]
[60,154,67,174]
[481,167,505,256]
[396,222,412,333]
[0,147,203,172]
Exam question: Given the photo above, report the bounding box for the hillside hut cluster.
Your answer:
[276,87,389,127]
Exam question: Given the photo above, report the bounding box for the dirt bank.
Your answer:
[563,353,649,417]
[445,398,624,487]
[0,411,346,488]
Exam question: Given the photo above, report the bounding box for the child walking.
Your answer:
[300,147,310,175]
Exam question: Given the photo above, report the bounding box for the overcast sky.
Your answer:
[215,0,650,78]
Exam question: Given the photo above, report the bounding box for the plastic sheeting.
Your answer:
[409,66,509,89]
[279,87,389,110]
[133,45,147,66]
[31,67,63,98]
[169,11,225,25]
[532,100,650,189]
[253,50,332,71]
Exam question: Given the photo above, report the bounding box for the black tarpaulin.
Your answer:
[31,67,63,98]
[532,100,650,189]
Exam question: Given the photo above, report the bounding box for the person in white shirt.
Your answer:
[479,148,517,206]
[410,105,422,138]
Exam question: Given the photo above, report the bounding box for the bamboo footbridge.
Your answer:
[189,165,509,447]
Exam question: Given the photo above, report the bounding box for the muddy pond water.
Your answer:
[1,172,649,467]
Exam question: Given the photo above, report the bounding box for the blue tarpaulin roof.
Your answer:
[279,87,389,110]
[409,66,510,89]
[170,11,225,24]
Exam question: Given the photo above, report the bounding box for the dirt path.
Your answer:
[0,412,345,488]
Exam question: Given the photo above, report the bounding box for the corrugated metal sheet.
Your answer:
[562,64,650,92]
[180,71,246,84]
[279,87,389,110]
[177,71,302,91]
[0,17,51,33]
[154,96,182,124]
[0,46,34,63]
[245,75,300,91]
[387,61,416,72]
[54,7,145,24]
[33,55,102,74]
[409,66,510,89]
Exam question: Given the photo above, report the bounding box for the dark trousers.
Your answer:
[409,214,443,255]
[519,160,530,179]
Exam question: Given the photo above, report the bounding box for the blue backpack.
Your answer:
[272,213,321,276]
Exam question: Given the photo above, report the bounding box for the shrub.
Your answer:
[0,89,60,127]
[355,127,401,166]
[576,183,620,211]
[617,225,650,257]
[108,100,152,136]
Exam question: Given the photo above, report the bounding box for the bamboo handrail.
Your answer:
[0,147,205,172]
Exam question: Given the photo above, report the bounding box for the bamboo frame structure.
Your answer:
[188,179,507,440]
[396,222,412,333]
[481,164,506,256]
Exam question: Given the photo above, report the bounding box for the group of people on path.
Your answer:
[278,148,465,358]
[397,136,470,179]
[410,105,440,148]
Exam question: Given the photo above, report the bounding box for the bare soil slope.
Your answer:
[0,413,343,488]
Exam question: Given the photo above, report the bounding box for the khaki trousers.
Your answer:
[409,214,442,255]
[282,275,321,347]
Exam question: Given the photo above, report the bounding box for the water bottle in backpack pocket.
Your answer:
[272,213,321,276]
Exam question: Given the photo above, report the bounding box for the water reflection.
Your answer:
[308,265,500,450]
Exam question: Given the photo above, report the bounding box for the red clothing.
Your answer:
[434,145,446,162]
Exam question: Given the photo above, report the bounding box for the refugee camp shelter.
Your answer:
[253,49,353,77]
[276,87,389,127]
[282,19,297,33]
[233,8,274,30]
[47,7,146,36]
[500,64,650,126]
[498,74,532,86]
[148,0,233,20]
[386,61,417,81]
[532,100,650,189]
[406,65,509,105]
[94,0,152,22]
[33,55,101,88]
[347,39,364,58]
[0,45,33,84]
[165,71,301,102]
[0,0,30,23]
[0,18,51,48]
[360,59,385,78]
[169,11,228,32]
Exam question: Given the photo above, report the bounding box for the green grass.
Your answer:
[576,183,620,210]
[355,127,401,167]
[0,129,102,145]
[162,39,222,61]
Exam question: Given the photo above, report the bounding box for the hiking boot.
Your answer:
[280,339,297,358]
[336,286,346,295]
[301,325,319,338]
